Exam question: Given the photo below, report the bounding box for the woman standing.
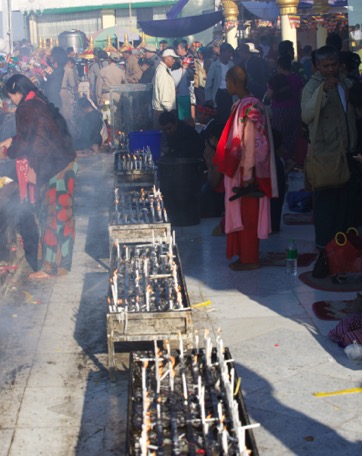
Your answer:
[213,66,277,271]
[0,74,78,279]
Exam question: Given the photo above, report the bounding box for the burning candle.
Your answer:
[172,230,175,245]
[146,288,150,311]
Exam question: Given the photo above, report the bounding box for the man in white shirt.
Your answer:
[204,42,234,123]
[152,48,179,128]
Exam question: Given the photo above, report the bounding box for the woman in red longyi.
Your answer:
[213,66,278,271]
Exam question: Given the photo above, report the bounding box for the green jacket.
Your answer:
[301,72,357,155]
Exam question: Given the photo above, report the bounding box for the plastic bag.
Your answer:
[344,340,362,360]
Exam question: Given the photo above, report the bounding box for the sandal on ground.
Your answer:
[29,270,53,279]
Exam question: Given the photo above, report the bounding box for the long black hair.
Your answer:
[4,74,47,104]
[5,74,73,150]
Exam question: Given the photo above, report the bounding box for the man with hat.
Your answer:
[122,48,142,83]
[142,44,161,69]
[96,51,126,106]
[152,48,179,128]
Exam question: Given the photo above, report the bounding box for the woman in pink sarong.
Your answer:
[213,66,278,271]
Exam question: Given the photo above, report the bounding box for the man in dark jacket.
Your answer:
[159,111,204,159]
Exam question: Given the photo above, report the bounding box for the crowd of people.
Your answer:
[0,30,362,277]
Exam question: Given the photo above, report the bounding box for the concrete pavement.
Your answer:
[0,152,361,455]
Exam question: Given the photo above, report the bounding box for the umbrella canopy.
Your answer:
[92,25,140,48]
[139,11,223,38]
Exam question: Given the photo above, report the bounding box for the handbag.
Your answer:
[304,85,350,191]
[325,227,362,275]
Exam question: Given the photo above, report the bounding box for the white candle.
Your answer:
[172,230,175,245]
[222,428,229,455]
[237,426,245,453]
[230,368,235,394]
[182,371,187,400]
[146,289,150,311]
[195,331,199,354]
[144,258,148,277]
[142,362,147,393]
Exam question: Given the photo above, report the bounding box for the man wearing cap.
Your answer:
[152,48,179,128]
[142,44,161,69]
[88,49,109,104]
[122,48,143,83]
[204,42,234,123]
[96,51,126,106]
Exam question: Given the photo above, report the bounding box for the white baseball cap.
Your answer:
[162,49,179,59]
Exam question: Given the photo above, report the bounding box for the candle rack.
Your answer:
[114,149,158,187]
[109,186,171,246]
[107,242,192,377]
[126,334,259,456]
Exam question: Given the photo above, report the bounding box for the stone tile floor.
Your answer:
[0,153,361,455]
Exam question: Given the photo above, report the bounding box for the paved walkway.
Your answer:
[0,152,361,455]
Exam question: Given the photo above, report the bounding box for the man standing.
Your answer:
[301,45,358,276]
[204,42,234,123]
[96,52,126,106]
[142,44,161,69]
[152,48,179,128]
[236,43,269,100]
[88,50,109,104]
[122,48,143,83]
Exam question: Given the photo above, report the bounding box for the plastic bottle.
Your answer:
[286,240,298,276]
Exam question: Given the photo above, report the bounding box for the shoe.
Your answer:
[312,249,329,278]
[229,260,260,271]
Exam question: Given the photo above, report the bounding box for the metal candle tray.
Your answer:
[107,242,193,375]
[126,340,259,456]
[114,150,158,187]
[109,187,171,245]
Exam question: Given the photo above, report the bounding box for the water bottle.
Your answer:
[286,240,298,276]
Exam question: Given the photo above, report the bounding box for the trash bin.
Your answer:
[158,156,204,226]
[128,130,162,162]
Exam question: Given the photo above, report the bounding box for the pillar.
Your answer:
[28,14,38,47]
[2,0,13,53]
[101,9,116,29]
[221,0,239,49]
[275,0,300,58]
[313,0,329,48]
